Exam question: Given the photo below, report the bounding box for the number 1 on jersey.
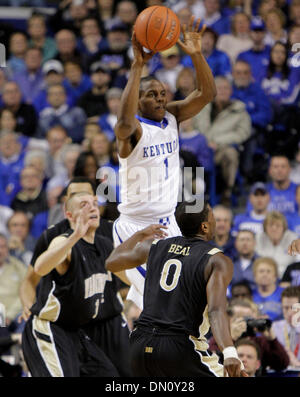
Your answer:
[164,158,169,180]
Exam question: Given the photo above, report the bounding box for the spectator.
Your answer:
[233,182,270,236]
[237,17,271,84]
[232,230,259,290]
[98,87,122,141]
[7,211,35,267]
[11,165,48,220]
[290,147,300,186]
[267,155,298,216]
[47,143,82,193]
[155,45,183,94]
[181,27,232,79]
[89,132,110,167]
[37,84,87,143]
[289,0,300,27]
[0,234,26,328]
[91,22,131,77]
[108,0,138,32]
[202,0,231,36]
[49,0,89,36]
[77,16,108,62]
[2,82,37,137]
[231,280,253,301]
[63,61,92,102]
[252,256,285,321]
[0,132,24,206]
[173,1,204,20]
[81,122,102,151]
[32,60,75,114]
[77,61,111,119]
[174,67,195,100]
[209,298,289,374]
[27,13,57,63]
[54,29,82,67]
[231,59,272,180]
[272,286,300,366]
[45,126,70,179]
[0,108,18,134]
[0,204,13,237]
[24,149,48,186]
[236,338,262,376]
[0,69,9,107]
[179,117,213,173]
[212,205,237,259]
[73,151,99,187]
[193,76,251,205]
[95,0,115,28]
[281,262,300,287]
[261,42,300,152]
[7,32,28,74]
[12,47,44,105]
[217,12,253,63]
[285,185,300,236]
[263,8,288,46]
[256,211,299,277]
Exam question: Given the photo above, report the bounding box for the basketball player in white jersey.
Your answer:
[113,16,216,309]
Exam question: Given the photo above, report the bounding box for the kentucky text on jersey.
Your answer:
[84,272,112,299]
[142,139,179,158]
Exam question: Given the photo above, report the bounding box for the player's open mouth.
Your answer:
[89,215,98,219]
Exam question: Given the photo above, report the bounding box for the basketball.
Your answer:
[134,6,181,52]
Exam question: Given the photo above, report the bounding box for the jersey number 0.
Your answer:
[159,259,182,292]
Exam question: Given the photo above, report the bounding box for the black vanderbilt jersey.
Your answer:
[31,230,122,329]
[30,218,113,267]
[137,236,222,339]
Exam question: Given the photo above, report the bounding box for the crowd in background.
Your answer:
[0,0,299,377]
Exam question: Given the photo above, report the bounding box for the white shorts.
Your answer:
[113,214,182,309]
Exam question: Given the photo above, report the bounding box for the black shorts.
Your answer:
[130,327,224,377]
[22,316,119,377]
[82,314,132,377]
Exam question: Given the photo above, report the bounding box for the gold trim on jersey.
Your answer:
[207,248,222,255]
[32,316,64,377]
[188,306,223,377]
[38,281,61,322]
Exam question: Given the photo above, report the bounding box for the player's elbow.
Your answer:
[105,258,118,273]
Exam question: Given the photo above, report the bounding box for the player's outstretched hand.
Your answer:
[139,224,168,242]
[131,31,156,66]
[223,358,249,377]
[288,239,300,256]
[73,202,94,239]
[177,16,206,56]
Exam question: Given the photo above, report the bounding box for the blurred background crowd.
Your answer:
[0,0,299,377]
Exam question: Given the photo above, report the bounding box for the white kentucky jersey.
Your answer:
[118,111,180,220]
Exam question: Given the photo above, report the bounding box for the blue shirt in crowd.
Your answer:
[232,82,272,128]
[232,211,265,236]
[267,181,298,216]
[182,48,232,79]
[252,285,284,321]
[237,46,270,84]
[285,213,300,236]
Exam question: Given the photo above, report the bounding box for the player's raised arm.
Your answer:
[106,225,168,272]
[34,203,93,276]
[115,33,155,154]
[205,252,248,377]
[167,17,216,123]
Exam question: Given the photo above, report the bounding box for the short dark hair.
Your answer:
[67,177,96,194]
[139,76,161,96]
[175,200,210,238]
[231,280,253,297]
[235,338,261,361]
[281,286,300,302]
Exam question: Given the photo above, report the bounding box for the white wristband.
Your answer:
[223,346,245,371]
[223,346,239,360]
